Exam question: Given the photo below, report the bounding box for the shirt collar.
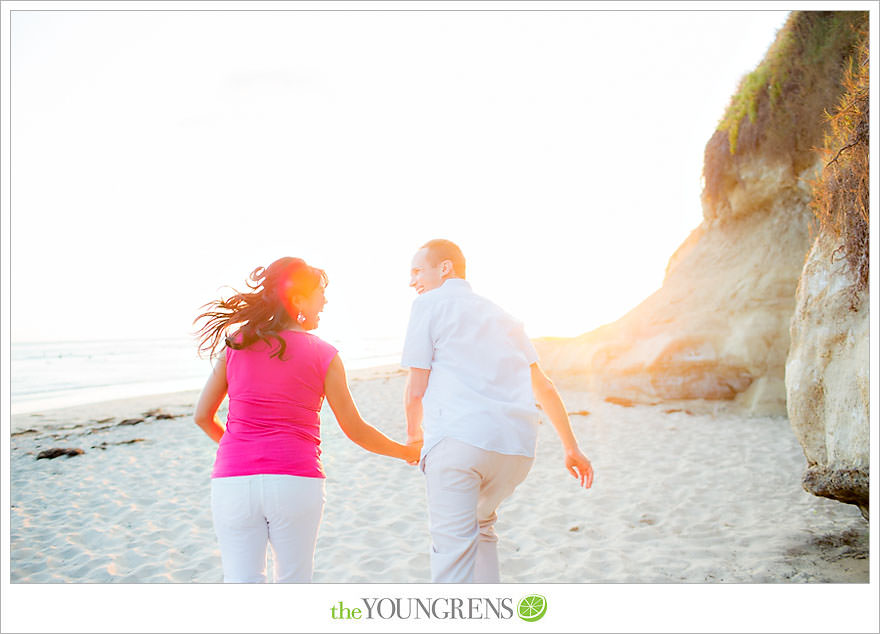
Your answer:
[440,278,471,291]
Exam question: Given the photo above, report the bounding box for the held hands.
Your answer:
[403,438,423,466]
[565,447,594,488]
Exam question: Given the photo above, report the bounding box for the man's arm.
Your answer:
[530,362,594,488]
[404,368,430,458]
[400,296,432,461]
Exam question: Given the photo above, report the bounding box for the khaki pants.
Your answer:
[423,437,534,583]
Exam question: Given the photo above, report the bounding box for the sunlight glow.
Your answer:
[9,8,789,344]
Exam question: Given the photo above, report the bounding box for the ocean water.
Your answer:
[10,334,403,414]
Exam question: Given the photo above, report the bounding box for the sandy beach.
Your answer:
[9,365,869,584]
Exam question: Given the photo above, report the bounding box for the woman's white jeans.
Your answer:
[211,474,325,583]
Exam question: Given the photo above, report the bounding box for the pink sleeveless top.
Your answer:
[212,330,338,479]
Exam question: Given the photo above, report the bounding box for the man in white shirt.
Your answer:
[402,239,594,583]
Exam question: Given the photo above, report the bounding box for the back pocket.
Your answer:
[211,477,256,526]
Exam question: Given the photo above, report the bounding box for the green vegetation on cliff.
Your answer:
[718,12,865,154]
[703,11,868,207]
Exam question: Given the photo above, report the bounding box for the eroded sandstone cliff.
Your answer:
[535,158,814,416]
[787,234,869,518]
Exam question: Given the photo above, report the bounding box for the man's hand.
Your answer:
[565,447,594,488]
[531,363,594,489]
[405,438,423,466]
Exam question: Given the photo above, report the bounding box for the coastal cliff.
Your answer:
[537,11,869,514]
[536,11,867,416]
[786,28,869,518]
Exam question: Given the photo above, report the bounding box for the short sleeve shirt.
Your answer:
[401,279,540,461]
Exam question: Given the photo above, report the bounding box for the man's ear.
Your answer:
[440,259,453,277]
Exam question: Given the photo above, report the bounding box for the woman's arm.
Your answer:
[324,355,418,462]
[193,351,228,444]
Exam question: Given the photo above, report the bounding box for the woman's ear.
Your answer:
[281,291,303,320]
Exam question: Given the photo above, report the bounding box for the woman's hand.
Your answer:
[404,439,423,465]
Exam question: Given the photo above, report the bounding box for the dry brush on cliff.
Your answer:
[809,32,869,305]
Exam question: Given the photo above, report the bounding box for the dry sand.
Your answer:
[9,366,869,584]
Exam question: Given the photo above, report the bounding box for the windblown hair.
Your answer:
[194,257,328,360]
[421,239,466,279]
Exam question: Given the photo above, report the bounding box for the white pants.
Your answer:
[211,474,325,583]
[423,437,534,583]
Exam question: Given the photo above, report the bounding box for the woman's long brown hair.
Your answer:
[194,257,327,360]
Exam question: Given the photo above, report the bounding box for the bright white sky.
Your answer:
[8,5,790,344]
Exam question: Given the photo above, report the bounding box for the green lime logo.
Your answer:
[517,594,547,622]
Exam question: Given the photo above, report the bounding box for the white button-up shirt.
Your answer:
[401,279,540,462]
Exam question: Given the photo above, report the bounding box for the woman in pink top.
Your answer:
[193,257,417,582]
